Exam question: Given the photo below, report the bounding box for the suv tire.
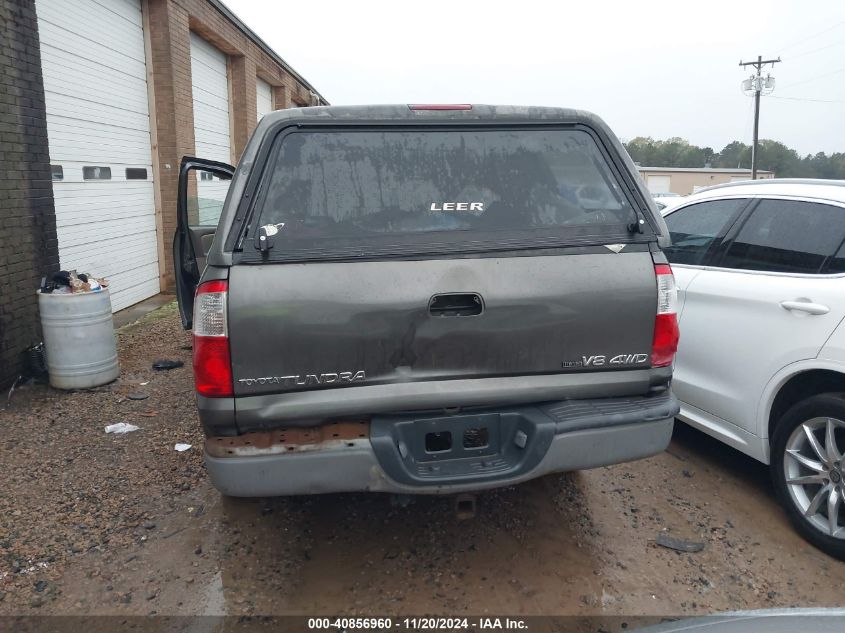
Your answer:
[772,393,845,561]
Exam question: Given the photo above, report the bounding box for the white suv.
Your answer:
[662,179,845,559]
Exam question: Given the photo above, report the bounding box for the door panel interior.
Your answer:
[195,228,217,272]
[175,156,234,329]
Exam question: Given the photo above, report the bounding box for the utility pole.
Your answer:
[739,55,781,179]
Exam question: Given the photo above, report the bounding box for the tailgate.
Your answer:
[228,250,656,397]
[227,124,659,400]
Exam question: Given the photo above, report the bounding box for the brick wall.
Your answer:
[145,0,326,289]
[0,0,58,387]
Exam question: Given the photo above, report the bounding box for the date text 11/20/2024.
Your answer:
[307,618,529,630]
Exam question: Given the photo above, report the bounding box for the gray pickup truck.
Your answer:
[173,104,680,497]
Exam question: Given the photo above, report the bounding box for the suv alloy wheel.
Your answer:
[772,393,845,560]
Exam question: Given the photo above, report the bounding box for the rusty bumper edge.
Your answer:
[206,421,370,458]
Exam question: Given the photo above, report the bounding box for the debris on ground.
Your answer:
[174,443,192,452]
[126,392,149,401]
[655,533,705,553]
[3,301,845,618]
[104,423,140,434]
[0,301,203,614]
[152,360,184,370]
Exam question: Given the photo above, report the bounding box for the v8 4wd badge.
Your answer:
[581,354,649,367]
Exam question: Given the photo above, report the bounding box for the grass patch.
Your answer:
[116,300,178,335]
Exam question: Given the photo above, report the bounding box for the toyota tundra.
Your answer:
[173,104,680,496]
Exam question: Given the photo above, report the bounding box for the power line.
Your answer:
[788,38,845,61]
[776,19,845,53]
[770,95,845,103]
[779,66,845,90]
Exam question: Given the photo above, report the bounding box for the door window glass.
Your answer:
[722,199,845,274]
[189,169,232,226]
[662,199,747,265]
[824,240,845,274]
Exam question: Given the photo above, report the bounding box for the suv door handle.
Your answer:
[780,300,830,315]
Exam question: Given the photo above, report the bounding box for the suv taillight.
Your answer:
[652,264,680,367]
[193,280,233,397]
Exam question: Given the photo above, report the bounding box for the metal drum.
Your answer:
[38,289,119,389]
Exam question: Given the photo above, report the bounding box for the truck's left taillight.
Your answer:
[651,264,680,368]
[193,279,233,397]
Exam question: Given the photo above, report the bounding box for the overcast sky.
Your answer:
[224,0,845,156]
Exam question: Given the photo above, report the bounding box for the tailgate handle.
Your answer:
[429,293,483,317]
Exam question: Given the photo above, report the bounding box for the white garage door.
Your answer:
[36,0,160,312]
[647,175,672,194]
[190,33,231,225]
[256,77,273,121]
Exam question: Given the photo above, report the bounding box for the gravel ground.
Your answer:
[0,302,203,610]
[2,303,845,619]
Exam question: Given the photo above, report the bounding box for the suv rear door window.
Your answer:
[662,199,747,266]
[250,128,641,258]
[823,240,845,274]
[720,199,845,274]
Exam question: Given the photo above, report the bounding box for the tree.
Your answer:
[754,140,801,177]
[625,137,709,168]
[622,137,845,179]
[625,137,658,166]
[714,141,751,169]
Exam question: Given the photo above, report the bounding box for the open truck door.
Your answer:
[174,156,234,329]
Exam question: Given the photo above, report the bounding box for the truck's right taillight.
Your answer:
[652,264,680,367]
[193,279,233,398]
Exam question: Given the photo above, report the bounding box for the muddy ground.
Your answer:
[1,303,844,621]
